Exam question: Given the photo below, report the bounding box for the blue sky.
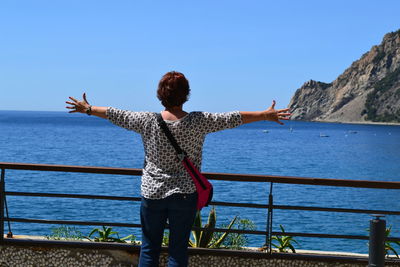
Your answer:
[1,0,399,112]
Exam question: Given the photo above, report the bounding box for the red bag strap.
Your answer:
[156,113,207,188]
[156,113,186,160]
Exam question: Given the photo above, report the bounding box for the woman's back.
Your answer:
[106,108,242,199]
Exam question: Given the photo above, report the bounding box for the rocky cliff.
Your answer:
[289,29,400,123]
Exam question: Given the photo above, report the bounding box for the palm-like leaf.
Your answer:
[199,207,217,247]
[386,244,399,258]
[271,243,283,251]
[85,226,134,243]
[287,244,296,253]
[191,211,203,247]
[189,207,241,249]
[120,234,134,241]
[105,226,112,237]
[270,225,298,253]
[386,226,392,236]
[383,226,400,258]
[210,216,238,248]
[88,228,99,238]
[188,239,195,247]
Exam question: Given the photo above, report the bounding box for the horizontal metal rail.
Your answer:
[6,191,400,216]
[273,205,400,215]
[7,217,141,228]
[6,191,141,202]
[270,232,400,242]
[1,162,400,189]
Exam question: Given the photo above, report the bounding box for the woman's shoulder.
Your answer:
[187,111,210,121]
[108,107,153,115]
[188,111,204,116]
[188,111,240,118]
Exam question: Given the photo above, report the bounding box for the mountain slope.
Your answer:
[288,29,400,123]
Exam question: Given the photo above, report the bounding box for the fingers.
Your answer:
[66,95,84,114]
[83,92,89,104]
[264,100,290,125]
[278,112,290,122]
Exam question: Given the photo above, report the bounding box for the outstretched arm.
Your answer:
[65,93,108,119]
[240,100,290,125]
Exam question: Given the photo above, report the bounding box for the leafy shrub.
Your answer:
[86,226,137,244]
[271,225,299,253]
[385,226,400,258]
[46,225,84,241]
[189,207,237,248]
[162,231,169,246]
[219,218,256,250]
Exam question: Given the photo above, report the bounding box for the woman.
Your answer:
[66,71,290,267]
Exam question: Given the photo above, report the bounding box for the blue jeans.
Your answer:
[138,192,197,267]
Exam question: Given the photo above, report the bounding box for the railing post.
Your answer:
[369,214,386,267]
[0,168,5,243]
[265,182,274,254]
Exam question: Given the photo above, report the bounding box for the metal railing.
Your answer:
[1,162,400,254]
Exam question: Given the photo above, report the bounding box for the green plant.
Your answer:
[219,218,256,250]
[86,226,136,243]
[162,231,169,246]
[46,225,84,241]
[189,207,237,248]
[385,226,400,258]
[271,225,299,253]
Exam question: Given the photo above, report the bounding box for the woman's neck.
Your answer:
[162,106,188,120]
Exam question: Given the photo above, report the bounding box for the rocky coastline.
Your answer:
[289,29,400,125]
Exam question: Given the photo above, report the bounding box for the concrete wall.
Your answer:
[1,242,399,267]
[0,245,137,267]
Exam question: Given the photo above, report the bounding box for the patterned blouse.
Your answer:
[106,107,243,199]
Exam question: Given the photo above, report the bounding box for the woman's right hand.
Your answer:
[66,93,108,119]
[65,93,91,114]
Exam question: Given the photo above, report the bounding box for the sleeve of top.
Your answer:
[198,111,243,134]
[106,107,151,134]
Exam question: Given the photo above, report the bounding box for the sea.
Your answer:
[0,110,399,254]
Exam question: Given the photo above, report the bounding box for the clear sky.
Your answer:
[1,0,399,112]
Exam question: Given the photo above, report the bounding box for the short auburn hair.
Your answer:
[157,71,190,108]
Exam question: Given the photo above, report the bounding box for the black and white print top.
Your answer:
[106,107,243,199]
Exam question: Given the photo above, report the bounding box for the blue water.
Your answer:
[1,110,400,254]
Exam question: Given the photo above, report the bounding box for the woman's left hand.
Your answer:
[263,100,291,125]
[65,93,91,114]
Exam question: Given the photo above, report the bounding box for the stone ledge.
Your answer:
[2,236,400,267]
